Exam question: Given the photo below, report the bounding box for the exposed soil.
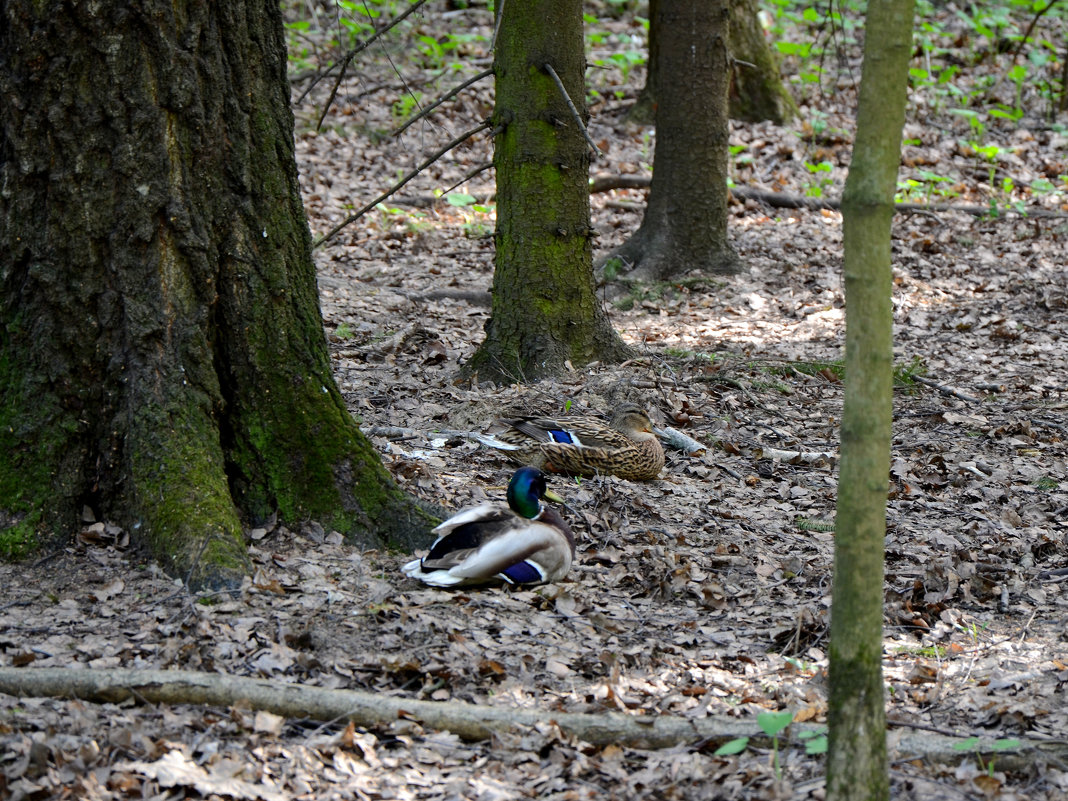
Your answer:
[3,4,1068,800]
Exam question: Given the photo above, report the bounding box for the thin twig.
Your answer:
[438,161,494,196]
[314,119,492,249]
[491,0,504,51]
[315,0,432,131]
[393,68,494,136]
[542,63,603,160]
[1010,0,1062,66]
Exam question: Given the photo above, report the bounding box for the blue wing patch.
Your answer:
[500,561,544,585]
[548,429,575,444]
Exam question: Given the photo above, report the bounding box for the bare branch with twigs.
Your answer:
[313,119,493,249]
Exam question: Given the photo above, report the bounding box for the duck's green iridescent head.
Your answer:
[506,466,551,519]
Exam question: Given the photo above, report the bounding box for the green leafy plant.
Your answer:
[798,726,828,755]
[714,709,798,781]
[953,736,1021,776]
[802,160,834,197]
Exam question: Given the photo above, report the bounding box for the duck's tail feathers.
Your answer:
[467,433,522,451]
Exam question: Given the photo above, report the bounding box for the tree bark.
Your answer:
[604,0,744,284]
[0,0,437,587]
[463,0,631,384]
[627,0,796,126]
[828,2,915,800]
[727,0,799,124]
[625,0,660,125]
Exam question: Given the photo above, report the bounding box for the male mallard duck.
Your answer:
[482,404,664,481]
[401,467,574,587]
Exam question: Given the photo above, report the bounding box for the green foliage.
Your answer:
[799,726,829,755]
[769,0,1068,219]
[1034,476,1059,491]
[0,516,39,560]
[600,257,625,283]
[953,736,1022,776]
[764,357,926,389]
[796,517,836,533]
[802,160,834,198]
[892,356,928,386]
[391,92,422,121]
[714,710,826,779]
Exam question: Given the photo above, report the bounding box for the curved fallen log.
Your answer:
[1,667,1064,767]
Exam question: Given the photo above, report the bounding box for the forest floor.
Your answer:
[3,4,1068,800]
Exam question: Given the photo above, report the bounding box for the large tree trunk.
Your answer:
[828,1,914,799]
[0,0,437,588]
[605,0,744,283]
[463,0,631,384]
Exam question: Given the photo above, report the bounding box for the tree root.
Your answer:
[1,667,1065,767]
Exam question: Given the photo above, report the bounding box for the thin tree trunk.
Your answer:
[464,0,630,384]
[828,2,915,799]
[0,0,437,587]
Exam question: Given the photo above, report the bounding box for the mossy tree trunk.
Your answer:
[625,0,660,125]
[463,0,631,384]
[828,1,914,799]
[606,0,743,282]
[727,0,798,124]
[627,0,796,126]
[0,0,437,588]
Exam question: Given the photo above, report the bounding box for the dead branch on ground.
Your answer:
[588,174,1068,218]
[2,667,1065,766]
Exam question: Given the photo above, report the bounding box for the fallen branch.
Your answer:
[655,426,706,455]
[755,446,837,467]
[2,667,1065,766]
[588,174,1068,218]
[913,375,981,403]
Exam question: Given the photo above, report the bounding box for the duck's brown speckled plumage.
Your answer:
[490,404,664,481]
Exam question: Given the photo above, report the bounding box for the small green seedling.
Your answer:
[798,726,828,755]
[953,736,1020,776]
[714,710,797,781]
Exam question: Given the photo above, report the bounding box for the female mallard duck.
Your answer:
[401,467,574,588]
[483,404,664,481]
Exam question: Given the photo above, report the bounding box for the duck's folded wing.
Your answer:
[508,417,580,444]
[430,502,509,536]
[447,522,565,581]
[539,443,625,473]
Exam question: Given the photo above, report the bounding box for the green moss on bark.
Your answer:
[1,0,438,583]
[128,397,248,589]
[465,0,630,383]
